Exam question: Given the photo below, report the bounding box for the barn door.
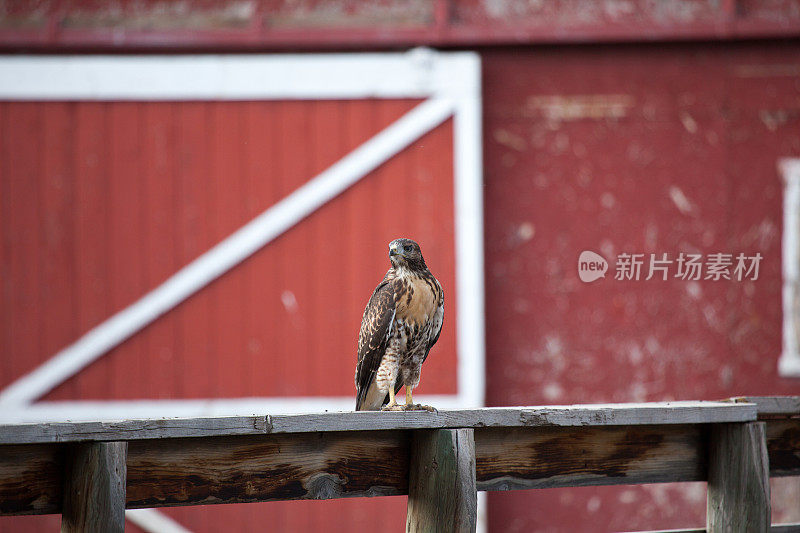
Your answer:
[0,50,483,532]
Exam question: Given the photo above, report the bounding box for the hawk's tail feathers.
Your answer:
[356,380,386,411]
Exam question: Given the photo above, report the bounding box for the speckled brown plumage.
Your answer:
[355,238,443,411]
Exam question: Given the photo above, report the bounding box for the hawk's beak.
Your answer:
[390,245,401,257]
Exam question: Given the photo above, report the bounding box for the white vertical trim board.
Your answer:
[0,49,485,414]
[453,61,486,407]
[780,158,800,377]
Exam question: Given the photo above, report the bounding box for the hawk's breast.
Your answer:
[396,274,439,327]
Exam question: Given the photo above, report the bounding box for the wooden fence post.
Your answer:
[406,428,476,533]
[62,441,127,533]
[707,421,770,533]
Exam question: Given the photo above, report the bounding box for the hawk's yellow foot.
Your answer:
[402,387,437,412]
[381,387,403,411]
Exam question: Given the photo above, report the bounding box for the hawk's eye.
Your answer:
[404,245,413,253]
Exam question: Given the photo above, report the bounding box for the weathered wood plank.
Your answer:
[7,425,711,515]
[766,419,800,476]
[628,522,800,532]
[0,415,270,444]
[125,430,410,508]
[268,402,756,434]
[771,525,800,533]
[734,396,800,417]
[407,429,476,533]
[0,443,62,515]
[0,402,756,444]
[475,424,708,491]
[61,441,127,533]
[707,422,770,533]
[1,405,798,517]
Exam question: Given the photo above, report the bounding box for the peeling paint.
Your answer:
[516,222,535,242]
[525,94,634,122]
[493,128,527,151]
[281,289,298,314]
[601,192,616,209]
[542,382,564,401]
[61,2,257,31]
[735,64,800,78]
[760,109,795,131]
[266,0,432,29]
[669,186,694,215]
[679,111,698,134]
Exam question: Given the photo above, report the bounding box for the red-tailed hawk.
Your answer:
[355,238,444,411]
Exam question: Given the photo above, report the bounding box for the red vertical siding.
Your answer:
[41,102,77,397]
[244,101,282,404]
[0,98,457,405]
[71,102,112,400]
[177,102,215,399]
[143,103,181,398]
[1,97,456,533]
[3,104,43,396]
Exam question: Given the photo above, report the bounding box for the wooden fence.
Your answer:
[1,397,799,532]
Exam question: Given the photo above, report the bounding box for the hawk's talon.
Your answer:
[402,403,437,412]
[381,403,404,411]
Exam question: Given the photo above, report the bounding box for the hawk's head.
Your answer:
[389,238,427,271]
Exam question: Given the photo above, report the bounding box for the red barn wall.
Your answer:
[0,99,457,402]
[1,4,800,531]
[482,41,800,531]
[0,99,456,532]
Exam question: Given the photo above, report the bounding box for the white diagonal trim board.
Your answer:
[0,97,455,407]
[126,509,193,533]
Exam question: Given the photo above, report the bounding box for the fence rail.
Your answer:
[1,397,798,532]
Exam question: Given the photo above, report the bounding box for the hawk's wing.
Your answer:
[355,279,396,410]
[422,287,444,364]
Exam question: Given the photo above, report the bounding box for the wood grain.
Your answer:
[0,401,757,444]
[0,403,798,518]
[633,523,800,533]
[0,443,62,515]
[407,429,476,533]
[735,396,800,417]
[475,424,708,491]
[125,430,410,508]
[766,418,800,476]
[269,402,755,433]
[707,422,770,533]
[0,416,270,445]
[61,441,127,533]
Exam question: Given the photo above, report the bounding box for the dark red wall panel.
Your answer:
[482,41,800,532]
[0,0,799,50]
